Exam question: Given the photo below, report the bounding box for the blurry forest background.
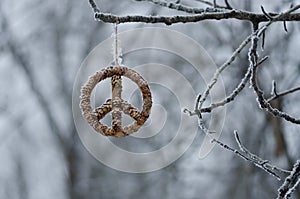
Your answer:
[0,0,300,198]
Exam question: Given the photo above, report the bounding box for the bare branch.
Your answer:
[261,31,265,50]
[186,5,300,116]
[261,5,273,20]
[271,80,278,96]
[268,85,300,102]
[277,160,300,199]
[224,0,232,10]
[249,6,300,125]
[212,0,216,8]
[283,21,288,32]
[135,0,225,14]
[94,8,300,25]
[211,130,290,180]
[195,0,223,9]
[251,74,300,124]
[200,56,268,113]
[196,32,253,110]
[233,131,290,175]
[88,0,100,12]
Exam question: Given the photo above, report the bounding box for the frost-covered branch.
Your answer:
[90,0,300,25]
[184,6,300,116]
[135,0,225,14]
[212,130,290,180]
[88,0,100,12]
[200,56,268,113]
[94,9,300,25]
[249,24,300,124]
[268,84,300,102]
[242,5,300,125]
[277,160,300,199]
[185,96,290,180]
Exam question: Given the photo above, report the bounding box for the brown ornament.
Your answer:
[80,66,152,137]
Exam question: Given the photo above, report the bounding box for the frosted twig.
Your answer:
[196,33,254,110]
[185,4,295,114]
[271,80,278,96]
[88,0,100,13]
[195,4,300,112]
[277,160,300,199]
[268,85,300,102]
[191,100,289,179]
[200,56,268,113]
[249,6,300,125]
[212,130,291,180]
[233,131,290,175]
[135,0,225,14]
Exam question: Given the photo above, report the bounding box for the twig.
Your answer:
[233,131,290,175]
[251,62,300,124]
[184,7,295,115]
[283,21,288,32]
[196,32,254,110]
[200,56,268,113]
[224,0,232,9]
[261,5,273,20]
[261,31,265,50]
[211,130,290,180]
[277,160,300,199]
[268,85,300,102]
[195,0,227,9]
[193,5,300,114]
[271,80,278,96]
[135,0,225,14]
[88,0,100,13]
[213,0,216,8]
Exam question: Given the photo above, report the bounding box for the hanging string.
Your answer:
[114,23,119,66]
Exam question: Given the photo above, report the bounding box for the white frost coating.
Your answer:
[248,82,253,89]
[285,178,300,198]
[255,97,263,109]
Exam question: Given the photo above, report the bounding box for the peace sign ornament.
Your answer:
[80,66,152,137]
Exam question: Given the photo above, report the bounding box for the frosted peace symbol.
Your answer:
[80,66,152,137]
